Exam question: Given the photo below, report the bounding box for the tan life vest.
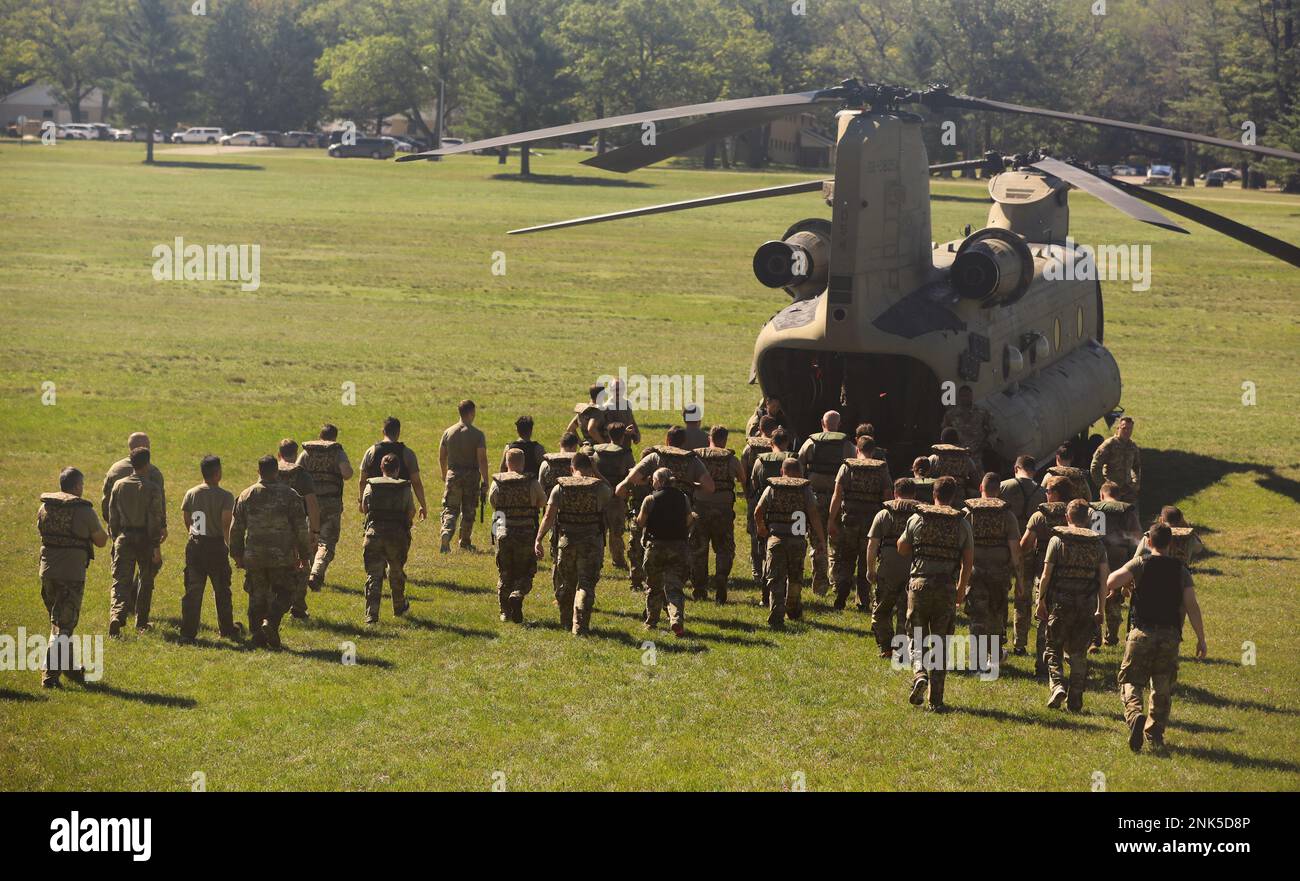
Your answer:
[964,497,1011,548]
[763,476,810,532]
[1168,527,1197,563]
[592,443,631,488]
[556,476,604,536]
[38,492,95,564]
[300,440,344,498]
[541,452,575,495]
[879,499,921,544]
[912,504,966,567]
[842,458,888,517]
[655,447,697,493]
[492,472,538,537]
[930,444,971,480]
[694,447,737,499]
[1048,526,1104,597]
[806,431,848,477]
[1045,466,1090,501]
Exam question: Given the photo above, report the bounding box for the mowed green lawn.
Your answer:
[0,140,1297,791]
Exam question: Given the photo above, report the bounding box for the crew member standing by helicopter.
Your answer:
[1091,416,1141,520]
[827,434,891,611]
[798,411,855,596]
[741,416,779,586]
[1019,476,1073,674]
[930,428,981,501]
[942,385,997,470]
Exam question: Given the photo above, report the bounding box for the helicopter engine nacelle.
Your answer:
[951,228,1034,306]
[752,219,831,301]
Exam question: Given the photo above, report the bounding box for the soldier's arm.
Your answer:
[1008,535,1025,598]
[865,537,881,576]
[1131,445,1141,484]
[635,496,652,530]
[564,413,581,436]
[1037,563,1054,618]
[488,482,501,508]
[1106,562,1136,597]
[360,485,372,514]
[406,490,417,527]
[827,479,845,538]
[477,442,490,489]
[1090,443,1106,487]
[808,500,825,547]
[438,434,449,481]
[1095,559,1111,618]
[101,470,115,522]
[290,501,311,564]
[305,492,320,535]
[896,520,913,557]
[958,545,974,605]
[534,500,558,555]
[221,506,234,546]
[408,466,428,519]
[753,490,769,538]
[89,510,109,548]
[338,451,354,482]
[229,501,246,564]
[1019,526,1037,556]
[356,450,370,507]
[618,465,648,496]
[731,457,746,486]
[1183,580,1207,658]
[498,446,509,473]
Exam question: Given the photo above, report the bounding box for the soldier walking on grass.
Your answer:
[37,468,108,687]
[638,467,696,636]
[361,453,415,624]
[179,455,238,641]
[537,452,611,636]
[298,423,353,591]
[107,446,167,636]
[490,448,546,623]
[753,458,824,629]
[439,400,489,553]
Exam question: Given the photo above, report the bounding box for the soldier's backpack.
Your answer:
[301,440,344,498]
[763,476,810,532]
[365,477,412,535]
[38,492,95,565]
[912,505,965,570]
[1049,525,1104,597]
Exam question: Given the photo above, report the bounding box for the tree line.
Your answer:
[2,0,1296,184]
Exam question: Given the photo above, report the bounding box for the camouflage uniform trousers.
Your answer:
[907,576,957,707]
[495,533,537,616]
[1117,625,1181,740]
[809,489,833,595]
[1112,481,1140,524]
[603,498,627,569]
[765,535,807,627]
[690,502,735,599]
[1044,592,1100,708]
[831,515,871,609]
[870,555,909,654]
[244,566,295,641]
[40,577,85,685]
[310,496,344,582]
[363,531,410,623]
[627,494,648,590]
[1013,562,1042,653]
[556,532,604,634]
[441,469,482,545]
[745,497,764,583]
[644,538,691,629]
[965,563,1011,645]
[109,534,160,629]
[181,536,235,639]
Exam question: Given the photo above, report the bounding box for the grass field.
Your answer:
[1,140,1297,791]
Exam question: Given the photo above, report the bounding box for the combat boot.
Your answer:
[263,626,282,651]
[439,536,451,554]
[64,666,86,686]
[307,573,322,592]
[1128,714,1146,753]
[508,594,524,624]
[909,677,927,706]
[1047,686,1067,709]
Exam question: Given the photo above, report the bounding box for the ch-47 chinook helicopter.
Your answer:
[399,80,1300,468]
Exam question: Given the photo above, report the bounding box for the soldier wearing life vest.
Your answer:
[999,454,1047,526]
[100,432,164,627]
[797,411,856,597]
[929,428,981,499]
[1090,480,1143,650]
[828,434,892,611]
[358,416,428,528]
[748,427,796,608]
[866,478,920,658]
[896,476,974,711]
[361,453,416,624]
[498,415,546,480]
[910,456,935,498]
[1132,505,1204,567]
[690,425,745,604]
[636,467,697,636]
[107,446,168,637]
[1037,499,1109,711]
[179,455,238,641]
[745,394,790,442]
[754,458,824,629]
[566,383,611,447]
[538,452,613,636]
[1107,523,1208,754]
[1018,476,1073,672]
[593,421,635,571]
[297,424,354,592]
[963,473,1024,654]
[438,400,489,553]
[489,448,547,624]
[539,432,580,574]
[740,415,778,585]
[1091,416,1141,519]
[940,384,996,469]
[1041,444,1093,501]
[37,468,108,687]
[277,439,320,621]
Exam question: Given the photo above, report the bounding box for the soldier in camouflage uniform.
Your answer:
[1132,506,1204,566]
[749,428,796,607]
[230,456,312,649]
[691,425,745,604]
[896,477,974,710]
[1040,444,1093,501]
[1038,500,1109,711]
[1018,476,1072,671]
[439,400,489,552]
[37,468,108,686]
[538,452,612,636]
[101,432,164,626]
[361,453,416,624]
[298,423,353,591]
[828,435,891,611]
[637,468,696,636]
[1090,480,1143,650]
[358,416,428,529]
[797,411,856,597]
[754,458,823,628]
[681,404,709,451]
[277,440,320,620]
[929,429,981,500]
[539,432,579,579]
[941,385,996,469]
[490,448,546,623]
[866,479,920,658]
[568,384,611,447]
[741,416,778,584]
[910,457,935,499]
[498,415,546,478]
[1090,416,1141,520]
[592,422,635,570]
[962,473,1023,654]
[999,455,1046,525]
[179,455,238,641]
[1107,523,1208,753]
[745,394,790,441]
[107,447,167,636]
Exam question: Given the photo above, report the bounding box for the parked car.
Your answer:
[87,123,113,140]
[1094,164,1113,178]
[129,127,166,143]
[109,128,133,141]
[219,131,269,146]
[171,126,225,144]
[256,130,284,146]
[283,130,319,148]
[388,135,429,153]
[1207,166,1241,181]
[1111,164,1138,176]
[1144,164,1174,185]
[328,137,394,159]
[58,123,97,140]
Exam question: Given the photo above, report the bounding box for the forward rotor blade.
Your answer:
[507,180,828,235]
[1106,178,1300,269]
[1029,157,1187,233]
[582,106,803,173]
[396,90,833,162]
[922,92,1300,163]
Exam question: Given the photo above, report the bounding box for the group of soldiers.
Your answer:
[36,385,1208,754]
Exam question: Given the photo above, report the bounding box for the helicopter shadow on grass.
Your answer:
[1140,448,1300,523]
[1176,681,1300,716]
[489,173,654,189]
[947,704,1110,733]
[147,160,263,172]
[1163,744,1300,774]
[0,688,47,702]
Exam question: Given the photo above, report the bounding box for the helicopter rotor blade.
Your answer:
[1029,157,1187,233]
[920,90,1300,163]
[507,179,829,235]
[395,90,836,162]
[582,105,803,173]
[1105,178,1300,269]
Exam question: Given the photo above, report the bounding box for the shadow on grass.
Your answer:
[949,704,1109,732]
[161,631,253,653]
[1167,744,1300,774]
[83,681,197,709]
[283,647,394,669]
[0,687,47,702]
[1141,448,1300,519]
[294,617,397,640]
[797,616,871,637]
[401,614,496,640]
[601,608,776,646]
[147,159,263,171]
[408,577,491,596]
[1176,682,1300,716]
[531,619,707,654]
[489,173,653,189]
